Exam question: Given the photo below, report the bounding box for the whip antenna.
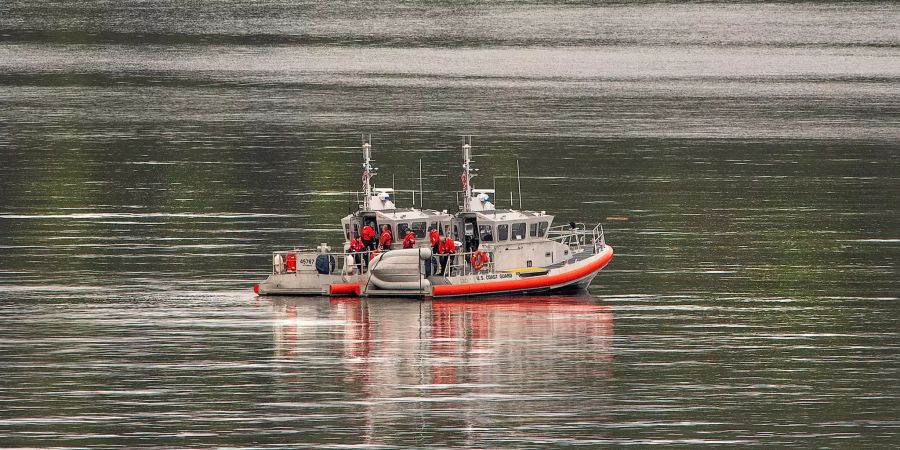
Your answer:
[516,157,523,210]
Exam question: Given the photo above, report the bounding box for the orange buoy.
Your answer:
[329,283,361,296]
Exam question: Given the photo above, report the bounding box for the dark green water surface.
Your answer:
[1,1,898,447]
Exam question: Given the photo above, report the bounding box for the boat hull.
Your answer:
[430,245,613,298]
[254,245,613,299]
[256,272,354,296]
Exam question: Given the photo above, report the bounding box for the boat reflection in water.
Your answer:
[267,296,614,443]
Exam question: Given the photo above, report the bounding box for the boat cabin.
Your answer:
[454,207,569,271]
[341,207,452,250]
[453,209,554,251]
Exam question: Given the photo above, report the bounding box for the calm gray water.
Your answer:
[1,1,899,447]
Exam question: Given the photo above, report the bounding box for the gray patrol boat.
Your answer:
[254,138,613,298]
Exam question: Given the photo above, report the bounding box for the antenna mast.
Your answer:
[461,136,474,212]
[361,134,375,211]
[516,157,523,210]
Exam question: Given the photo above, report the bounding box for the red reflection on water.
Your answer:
[429,296,614,384]
[270,296,614,444]
[271,295,614,386]
[331,297,373,360]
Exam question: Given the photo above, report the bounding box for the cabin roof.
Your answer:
[345,208,450,222]
[467,209,554,222]
[377,208,449,220]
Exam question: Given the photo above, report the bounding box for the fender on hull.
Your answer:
[330,283,361,296]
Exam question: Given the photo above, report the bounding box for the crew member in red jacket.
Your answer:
[379,224,393,250]
[403,230,416,248]
[439,235,456,276]
[429,227,441,253]
[349,235,365,272]
[427,227,441,277]
[361,223,376,252]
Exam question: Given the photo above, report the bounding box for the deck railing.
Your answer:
[436,249,496,277]
[548,223,587,248]
[592,222,606,250]
[272,221,604,277]
[270,248,494,277]
[271,249,354,275]
[548,222,605,251]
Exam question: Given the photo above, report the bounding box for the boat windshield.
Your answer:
[511,222,526,240]
[411,221,427,238]
[498,224,509,241]
[538,221,549,237]
[479,224,494,242]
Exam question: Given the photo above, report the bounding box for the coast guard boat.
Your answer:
[254,138,613,298]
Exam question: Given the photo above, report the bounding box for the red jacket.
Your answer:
[403,232,416,248]
[439,239,456,254]
[379,230,393,248]
[361,225,375,241]
[349,238,364,252]
[429,229,440,246]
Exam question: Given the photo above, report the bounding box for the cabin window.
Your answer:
[479,224,494,242]
[538,221,549,237]
[344,224,350,240]
[498,224,509,241]
[397,222,410,238]
[411,221,427,238]
[529,223,538,237]
[464,222,474,237]
[512,222,526,240]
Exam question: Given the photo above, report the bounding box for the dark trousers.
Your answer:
[439,255,448,276]
[362,240,375,269]
[439,254,455,276]
[352,252,364,273]
[431,244,440,275]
